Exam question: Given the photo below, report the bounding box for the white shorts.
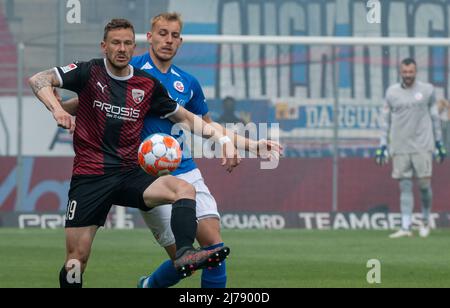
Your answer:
[141,168,220,247]
[392,152,433,179]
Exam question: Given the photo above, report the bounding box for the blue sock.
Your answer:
[201,243,227,288]
[146,259,181,288]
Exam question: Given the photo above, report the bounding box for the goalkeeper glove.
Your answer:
[435,141,447,164]
[375,145,389,165]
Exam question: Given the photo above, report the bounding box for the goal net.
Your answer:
[110,34,450,226]
[134,34,449,159]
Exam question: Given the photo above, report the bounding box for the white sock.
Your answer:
[142,276,150,288]
[399,179,413,231]
[401,214,411,231]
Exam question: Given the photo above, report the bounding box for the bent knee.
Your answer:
[66,250,90,270]
[418,178,431,190]
[174,180,196,200]
[399,179,413,192]
[143,176,196,207]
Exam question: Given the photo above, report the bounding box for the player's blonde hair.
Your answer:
[151,12,183,31]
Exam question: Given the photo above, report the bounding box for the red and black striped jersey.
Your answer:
[55,58,179,175]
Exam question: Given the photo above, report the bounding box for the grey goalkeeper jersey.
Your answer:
[380,81,442,155]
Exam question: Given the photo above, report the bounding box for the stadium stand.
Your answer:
[0,2,17,95]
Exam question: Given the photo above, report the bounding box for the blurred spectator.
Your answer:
[217,96,248,125]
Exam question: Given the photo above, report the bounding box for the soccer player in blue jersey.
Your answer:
[133,12,228,288]
[61,13,281,288]
[134,13,280,288]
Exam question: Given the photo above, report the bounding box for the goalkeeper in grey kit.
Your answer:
[375,58,446,238]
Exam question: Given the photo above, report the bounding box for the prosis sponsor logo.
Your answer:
[93,100,140,121]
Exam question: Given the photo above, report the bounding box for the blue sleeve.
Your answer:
[185,78,209,116]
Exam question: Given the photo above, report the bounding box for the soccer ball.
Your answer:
[138,133,182,177]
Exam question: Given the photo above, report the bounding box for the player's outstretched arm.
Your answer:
[168,106,241,172]
[29,69,75,133]
[202,115,282,161]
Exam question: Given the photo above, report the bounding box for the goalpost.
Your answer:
[111,34,450,227]
[136,34,450,46]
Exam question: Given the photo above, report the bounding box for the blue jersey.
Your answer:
[130,52,208,175]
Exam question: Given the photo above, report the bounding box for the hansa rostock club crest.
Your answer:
[132,89,145,104]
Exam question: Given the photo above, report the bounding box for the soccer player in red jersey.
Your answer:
[29,18,238,288]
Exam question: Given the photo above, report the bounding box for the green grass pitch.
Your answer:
[1,228,449,288]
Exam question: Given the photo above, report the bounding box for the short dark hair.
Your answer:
[103,18,135,41]
[401,58,416,66]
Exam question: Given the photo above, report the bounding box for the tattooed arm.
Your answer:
[28,69,75,133]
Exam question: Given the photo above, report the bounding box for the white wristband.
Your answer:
[218,136,232,146]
